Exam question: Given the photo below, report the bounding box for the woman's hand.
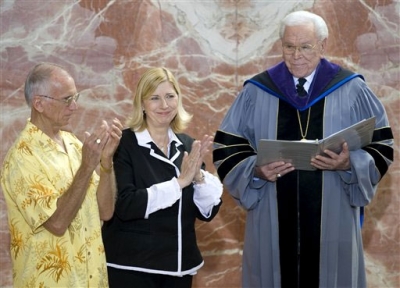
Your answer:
[193,134,213,183]
[177,140,201,188]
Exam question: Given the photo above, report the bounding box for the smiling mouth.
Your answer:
[158,111,172,115]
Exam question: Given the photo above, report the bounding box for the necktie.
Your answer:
[296,78,307,97]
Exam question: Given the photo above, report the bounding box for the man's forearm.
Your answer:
[43,165,93,236]
[97,162,116,221]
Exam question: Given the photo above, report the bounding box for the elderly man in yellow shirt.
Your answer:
[1,62,122,287]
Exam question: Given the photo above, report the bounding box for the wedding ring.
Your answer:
[96,139,101,144]
[277,173,281,178]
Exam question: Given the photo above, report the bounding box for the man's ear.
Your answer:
[32,95,44,112]
[320,38,327,54]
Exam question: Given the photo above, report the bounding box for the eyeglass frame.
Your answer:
[36,93,80,106]
[282,42,320,55]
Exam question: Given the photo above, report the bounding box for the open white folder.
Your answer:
[256,116,376,171]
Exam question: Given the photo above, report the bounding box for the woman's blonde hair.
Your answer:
[126,67,192,133]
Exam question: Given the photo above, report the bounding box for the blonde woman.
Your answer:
[102,67,223,288]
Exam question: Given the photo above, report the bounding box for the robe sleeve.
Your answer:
[337,79,394,207]
[213,86,271,211]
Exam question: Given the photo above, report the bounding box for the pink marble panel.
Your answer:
[0,1,398,287]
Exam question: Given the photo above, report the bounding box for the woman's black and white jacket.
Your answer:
[102,128,223,276]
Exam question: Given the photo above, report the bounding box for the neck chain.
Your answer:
[155,138,169,154]
[296,107,311,141]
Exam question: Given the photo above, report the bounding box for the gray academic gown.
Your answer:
[214,76,393,288]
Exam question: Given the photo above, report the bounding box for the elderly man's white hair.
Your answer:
[279,10,329,41]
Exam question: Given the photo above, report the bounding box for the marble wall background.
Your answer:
[0,1,399,287]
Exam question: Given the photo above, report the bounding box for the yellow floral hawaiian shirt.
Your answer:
[1,120,109,287]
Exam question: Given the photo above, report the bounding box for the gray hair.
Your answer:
[24,62,67,107]
[279,11,329,41]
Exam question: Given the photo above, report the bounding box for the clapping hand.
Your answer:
[101,118,123,160]
[177,134,214,188]
[81,118,122,171]
[178,140,201,188]
[197,134,213,169]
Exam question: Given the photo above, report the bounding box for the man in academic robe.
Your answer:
[213,10,394,288]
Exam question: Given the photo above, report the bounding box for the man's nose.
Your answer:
[293,47,303,58]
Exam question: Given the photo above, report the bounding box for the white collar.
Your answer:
[293,69,316,92]
[136,128,182,148]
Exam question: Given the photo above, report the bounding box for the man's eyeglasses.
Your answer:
[36,93,80,106]
[282,43,319,55]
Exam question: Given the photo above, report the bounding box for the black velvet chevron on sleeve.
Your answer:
[213,130,256,182]
[363,126,394,178]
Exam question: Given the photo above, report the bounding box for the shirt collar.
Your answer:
[136,128,182,148]
[26,119,74,153]
[293,69,316,92]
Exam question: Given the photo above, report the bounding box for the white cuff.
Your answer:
[145,178,181,218]
[193,170,223,218]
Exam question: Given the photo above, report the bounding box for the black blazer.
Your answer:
[102,129,221,275]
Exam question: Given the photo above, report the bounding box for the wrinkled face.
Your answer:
[35,71,79,128]
[281,23,326,78]
[142,81,178,129]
